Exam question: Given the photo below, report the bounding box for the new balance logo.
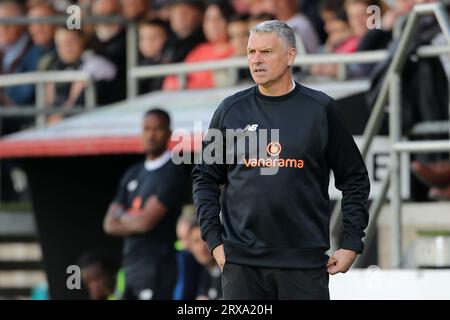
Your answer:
[243,124,259,132]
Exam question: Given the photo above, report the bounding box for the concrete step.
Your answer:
[0,271,46,288]
[0,243,41,262]
[0,211,44,299]
[377,201,450,268]
[0,212,35,236]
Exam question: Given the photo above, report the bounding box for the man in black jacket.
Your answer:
[104,109,188,299]
[161,0,205,64]
[192,20,370,300]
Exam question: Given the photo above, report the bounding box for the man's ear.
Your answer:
[287,47,297,66]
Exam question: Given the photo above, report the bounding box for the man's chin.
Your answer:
[254,79,268,86]
[145,148,166,157]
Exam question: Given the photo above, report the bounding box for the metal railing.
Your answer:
[128,50,390,96]
[351,2,450,268]
[0,14,133,125]
[0,71,96,127]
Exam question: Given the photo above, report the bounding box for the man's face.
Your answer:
[0,5,25,46]
[169,3,203,39]
[81,264,112,300]
[247,32,295,86]
[55,30,84,64]
[203,5,228,44]
[142,114,171,156]
[189,227,214,266]
[93,0,121,41]
[138,25,167,58]
[28,6,56,47]
[321,10,350,39]
[346,2,369,38]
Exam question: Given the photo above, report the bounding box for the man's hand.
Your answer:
[212,244,226,271]
[326,249,358,275]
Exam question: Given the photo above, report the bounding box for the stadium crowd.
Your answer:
[1,0,438,127]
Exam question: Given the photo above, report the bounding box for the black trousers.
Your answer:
[122,255,177,300]
[222,262,330,300]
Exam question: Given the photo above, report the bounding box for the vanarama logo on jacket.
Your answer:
[243,142,305,169]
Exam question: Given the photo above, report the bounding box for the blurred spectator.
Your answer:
[162,0,205,64]
[0,1,35,111]
[345,0,372,39]
[188,222,222,300]
[382,0,415,32]
[228,14,250,57]
[26,0,70,13]
[28,2,56,52]
[247,0,275,16]
[103,109,188,300]
[412,161,450,200]
[320,0,356,53]
[300,0,327,43]
[366,0,448,140]
[78,0,95,38]
[138,18,170,94]
[90,0,127,104]
[46,28,116,122]
[0,1,35,203]
[232,0,252,14]
[228,14,253,83]
[345,0,391,77]
[120,0,153,21]
[173,210,203,300]
[163,1,235,90]
[155,0,172,20]
[248,12,276,28]
[78,251,119,300]
[349,0,392,49]
[272,0,320,53]
[311,0,358,78]
[27,3,57,71]
[153,0,172,10]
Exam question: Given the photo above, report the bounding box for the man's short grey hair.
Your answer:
[250,20,296,49]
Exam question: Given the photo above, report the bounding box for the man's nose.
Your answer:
[249,53,262,64]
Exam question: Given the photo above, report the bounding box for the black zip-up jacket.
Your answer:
[192,82,370,269]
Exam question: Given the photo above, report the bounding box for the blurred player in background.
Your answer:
[103,109,188,300]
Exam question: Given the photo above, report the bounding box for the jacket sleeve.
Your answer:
[192,103,228,253]
[325,99,370,253]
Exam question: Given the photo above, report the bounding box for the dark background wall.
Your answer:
[19,155,142,299]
